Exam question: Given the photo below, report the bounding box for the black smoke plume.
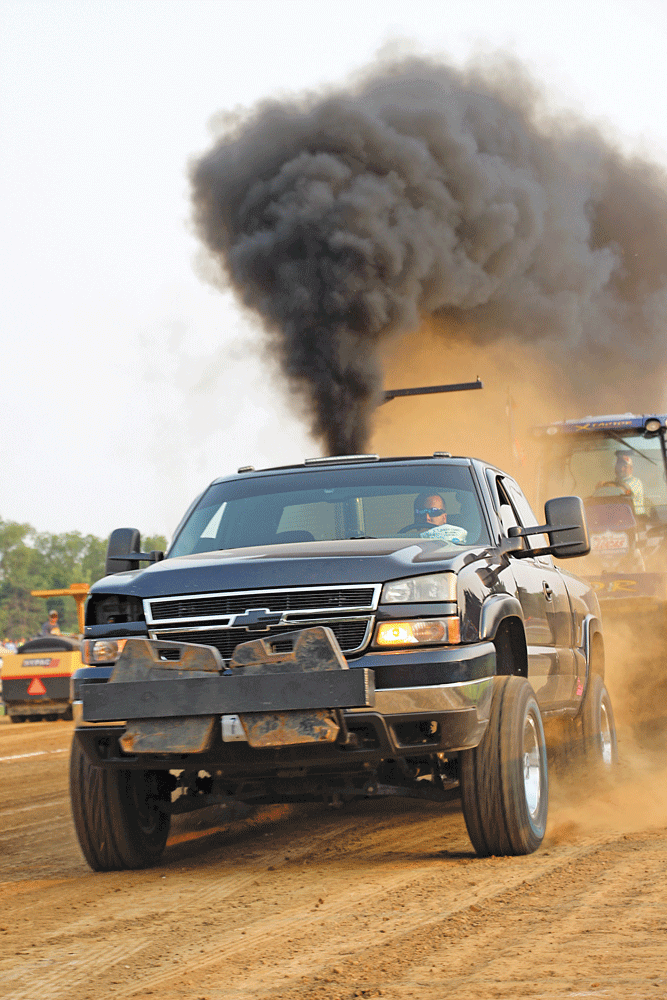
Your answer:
[190,55,667,454]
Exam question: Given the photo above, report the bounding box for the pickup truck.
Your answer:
[70,453,616,870]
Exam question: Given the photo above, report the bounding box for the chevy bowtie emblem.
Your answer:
[233,608,283,629]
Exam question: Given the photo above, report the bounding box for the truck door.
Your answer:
[489,473,576,709]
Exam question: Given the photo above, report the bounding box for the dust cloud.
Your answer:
[370,319,575,498]
[548,746,667,843]
[191,52,667,457]
[546,619,667,843]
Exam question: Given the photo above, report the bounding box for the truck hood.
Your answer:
[92,538,483,598]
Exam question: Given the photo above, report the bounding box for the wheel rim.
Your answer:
[523,713,542,819]
[599,700,613,765]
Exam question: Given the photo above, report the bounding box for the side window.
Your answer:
[494,478,522,536]
[503,478,549,550]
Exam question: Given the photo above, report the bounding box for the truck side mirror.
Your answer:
[545,496,590,558]
[509,496,590,559]
[105,528,141,575]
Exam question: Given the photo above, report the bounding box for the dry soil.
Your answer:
[2,707,667,1000]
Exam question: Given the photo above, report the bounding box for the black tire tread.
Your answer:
[69,736,170,871]
[460,675,548,857]
[460,675,512,856]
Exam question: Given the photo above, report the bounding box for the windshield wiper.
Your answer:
[609,431,658,466]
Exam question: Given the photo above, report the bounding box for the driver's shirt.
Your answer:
[619,475,645,515]
[419,523,468,543]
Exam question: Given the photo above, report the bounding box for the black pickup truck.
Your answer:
[70,454,617,870]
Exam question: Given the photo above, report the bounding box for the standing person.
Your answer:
[41,610,61,635]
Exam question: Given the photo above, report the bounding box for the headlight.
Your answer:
[83,639,127,664]
[375,617,460,646]
[381,572,456,603]
[87,594,143,626]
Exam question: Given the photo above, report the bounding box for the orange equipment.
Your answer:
[30,583,89,634]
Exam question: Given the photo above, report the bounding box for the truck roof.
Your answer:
[212,453,482,484]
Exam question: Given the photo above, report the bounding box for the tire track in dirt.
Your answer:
[228,831,661,1000]
[372,834,667,1000]
[3,941,150,1000]
[2,718,667,1000]
[92,806,639,1000]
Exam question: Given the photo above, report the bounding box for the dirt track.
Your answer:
[2,712,667,1000]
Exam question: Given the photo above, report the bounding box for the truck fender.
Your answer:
[577,613,604,707]
[479,595,524,641]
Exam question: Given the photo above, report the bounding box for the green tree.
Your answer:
[143,534,168,555]
[0,522,168,639]
[0,520,47,639]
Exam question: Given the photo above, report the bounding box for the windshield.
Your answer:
[540,431,667,518]
[169,464,491,557]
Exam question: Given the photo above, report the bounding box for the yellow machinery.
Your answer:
[0,584,89,723]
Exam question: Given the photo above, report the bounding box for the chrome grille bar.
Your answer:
[148,617,373,659]
[144,583,381,625]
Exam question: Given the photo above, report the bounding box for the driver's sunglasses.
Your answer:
[415,507,446,516]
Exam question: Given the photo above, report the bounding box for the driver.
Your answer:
[614,451,645,516]
[413,493,468,543]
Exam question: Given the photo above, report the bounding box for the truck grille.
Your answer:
[145,585,379,623]
[150,618,372,660]
[145,584,381,662]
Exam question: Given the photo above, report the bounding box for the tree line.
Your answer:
[0,519,167,640]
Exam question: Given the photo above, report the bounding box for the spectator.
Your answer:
[41,610,61,636]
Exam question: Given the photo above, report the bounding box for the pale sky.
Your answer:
[2,0,667,541]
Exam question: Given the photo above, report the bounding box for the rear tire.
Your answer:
[9,715,26,724]
[69,735,171,871]
[460,675,548,857]
[580,673,618,769]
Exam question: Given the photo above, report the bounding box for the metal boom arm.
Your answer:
[382,379,483,403]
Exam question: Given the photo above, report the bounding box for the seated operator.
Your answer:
[411,493,468,543]
[613,451,645,516]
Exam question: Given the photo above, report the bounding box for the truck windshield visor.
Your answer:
[169,465,490,556]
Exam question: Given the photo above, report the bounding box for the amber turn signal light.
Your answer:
[375,617,460,646]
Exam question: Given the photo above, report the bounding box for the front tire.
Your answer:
[460,675,548,857]
[69,735,171,871]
